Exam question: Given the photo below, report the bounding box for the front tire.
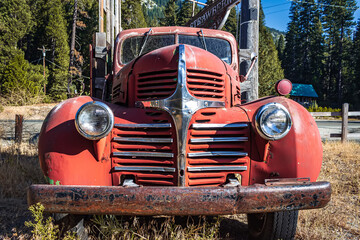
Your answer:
[247,210,298,240]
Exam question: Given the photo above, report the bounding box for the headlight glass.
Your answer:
[75,101,114,140]
[255,103,292,140]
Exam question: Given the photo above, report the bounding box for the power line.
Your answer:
[288,0,358,11]
[263,2,291,10]
[266,8,291,16]
[45,58,90,79]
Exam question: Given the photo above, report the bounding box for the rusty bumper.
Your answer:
[27,182,331,216]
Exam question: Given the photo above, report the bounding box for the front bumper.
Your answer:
[27,182,331,215]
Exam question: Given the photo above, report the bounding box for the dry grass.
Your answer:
[0,141,359,239]
[0,103,56,120]
[296,141,360,240]
[0,143,44,199]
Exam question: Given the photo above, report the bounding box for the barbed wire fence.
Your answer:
[0,119,44,146]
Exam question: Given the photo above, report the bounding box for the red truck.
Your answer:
[28,26,331,240]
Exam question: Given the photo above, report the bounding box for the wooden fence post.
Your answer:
[15,114,23,143]
[341,103,349,142]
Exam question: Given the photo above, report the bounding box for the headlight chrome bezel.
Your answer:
[255,102,292,141]
[75,101,114,140]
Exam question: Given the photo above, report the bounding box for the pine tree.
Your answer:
[161,0,178,26]
[258,5,284,97]
[122,0,147,30]
[45,0,70,100]
[283,2,301,82]
[177,0,200,26]
[319,0,357,105]
[348,19,360,106]
[222,8,237,37]
[0,0,33,60]
[276,34,285,61]
[309,14,325,102]
[283,1,326,103]
[0,53,44,105]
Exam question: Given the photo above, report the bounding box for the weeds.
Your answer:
[90,215,221,240]
[25,203,59,240]
[25,203,79,240]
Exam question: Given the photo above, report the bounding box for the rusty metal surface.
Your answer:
[28,182,331,216]
[264,178,310,186]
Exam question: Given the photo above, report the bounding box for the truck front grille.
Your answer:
[187,120,250,186]
[187,68,225,101]
[112,119,177,186]
[135,69,178,101]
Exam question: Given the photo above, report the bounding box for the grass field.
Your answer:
[0,141,359,239]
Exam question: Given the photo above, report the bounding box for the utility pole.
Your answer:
[99,0,104,32]
[239,0,259,102]
[37,46,51,94]
[69,0,78,95]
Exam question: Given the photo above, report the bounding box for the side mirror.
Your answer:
[250,52,257,61]
[239,52,258,83]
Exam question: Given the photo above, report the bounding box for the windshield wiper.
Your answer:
[138,28,152,57]
[200,29,207,51]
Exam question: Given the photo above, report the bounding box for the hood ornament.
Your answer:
[136,44,225,186]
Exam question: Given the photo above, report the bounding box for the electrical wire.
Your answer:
[30,58,43,63]
[263,2,291,10]
[287,0,358,11]
[266,8,292,16]
[45,58,90,79]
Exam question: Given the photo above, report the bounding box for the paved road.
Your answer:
[316,120,360,140]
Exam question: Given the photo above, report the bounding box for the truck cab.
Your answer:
[28,26,331,240]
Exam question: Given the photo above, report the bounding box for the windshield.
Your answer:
[179,35,232,64]
[120,34,232,65]
[121,35,175,64]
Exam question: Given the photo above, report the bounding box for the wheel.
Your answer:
[247,210,298,240]
[53,213,88,240]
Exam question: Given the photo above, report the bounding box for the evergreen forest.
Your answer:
[0,0,359,109]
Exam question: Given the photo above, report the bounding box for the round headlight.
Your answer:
[255,102,292,140]
[75,101,114,140]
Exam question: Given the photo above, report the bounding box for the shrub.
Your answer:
[25,203,79,240]
[25,203,59,240]
[0,53,45,105]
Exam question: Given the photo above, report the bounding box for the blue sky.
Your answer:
[197,0,360,32]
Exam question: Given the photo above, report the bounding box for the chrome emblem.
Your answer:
[135,44,225,186]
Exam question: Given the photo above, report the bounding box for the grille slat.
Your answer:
[113,152,174,158]
[188,151,248,157]
[115,123,171,129]
[190,137,248,143]
[114,137,173,143]
[113,158,174,165]
[114,166,176,172]
[187,166,247,172]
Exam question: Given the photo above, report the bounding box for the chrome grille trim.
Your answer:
[114,167,176,172]
[191,123,248,129]
[113,137,173,143]
[190,137,248,143]
[187,166,247,172]
[113,152,174,158]
[115,123,171,128]
[188,151,248,157]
